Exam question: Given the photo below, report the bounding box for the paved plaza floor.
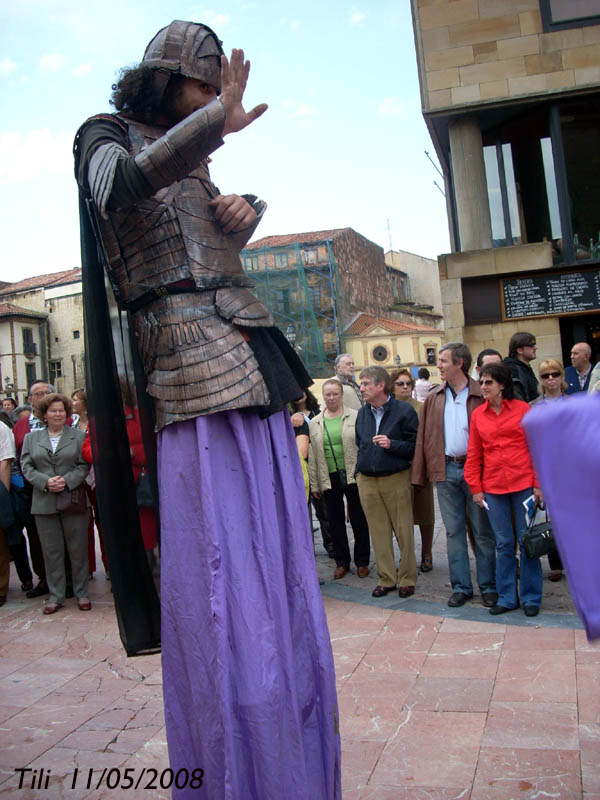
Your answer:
[0,512,598,799]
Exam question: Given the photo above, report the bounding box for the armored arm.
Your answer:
[80,99,226,219]
[133,98,225,189]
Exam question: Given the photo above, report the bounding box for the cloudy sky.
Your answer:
[1,0,451,281]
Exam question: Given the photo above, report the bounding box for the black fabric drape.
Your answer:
[79,193,161,656]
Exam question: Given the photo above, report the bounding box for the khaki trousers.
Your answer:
[357,470,417,587]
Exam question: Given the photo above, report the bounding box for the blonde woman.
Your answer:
[531,359,566,581]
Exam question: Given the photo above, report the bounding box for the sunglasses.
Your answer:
[395,382,413,387]
[540,372,561,379]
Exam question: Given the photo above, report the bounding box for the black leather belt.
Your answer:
[445,455,466,464]
[125,276,256,313]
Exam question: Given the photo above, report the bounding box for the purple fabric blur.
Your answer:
[157,410,341,799]
[522,392,600,640]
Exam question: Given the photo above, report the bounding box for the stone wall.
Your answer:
[413,0,600,110]
[439,241,562,363]
[331,230,393,317]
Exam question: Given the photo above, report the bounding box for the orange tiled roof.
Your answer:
[0,302,47,319]
[344,313,439,336]
[246,229,349,250]
[0,268,82,296]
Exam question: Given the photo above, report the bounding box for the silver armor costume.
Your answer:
[81,99,274,431]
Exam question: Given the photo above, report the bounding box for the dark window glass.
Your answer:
[540,0,600,29]
[462,276,502,325]
[25,363,36,387]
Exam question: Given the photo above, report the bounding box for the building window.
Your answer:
[540,0,600,30]
[274,252,288,268]
[49,360,63,383]
[426,348,436,365]
[22,328,36,355]
[274,289,291,315]
[304,248,318,264]
[73,330,80,339]
[25,363,36,388]
[372,345,389,363]
[308,285,321,309]
[244,254,259,271]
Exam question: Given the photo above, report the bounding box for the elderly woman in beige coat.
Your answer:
[309,379,370,581]
[20,393,90,614]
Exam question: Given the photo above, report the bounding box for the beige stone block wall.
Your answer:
[414,0,600,111]
[463,318,562,366]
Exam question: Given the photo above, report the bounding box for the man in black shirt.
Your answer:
[504,332,539,402]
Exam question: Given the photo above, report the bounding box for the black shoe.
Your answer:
[482,592,498,608]
[447,591,473,607]
[372,585,396,598]
[65,585,75,599]
[524,606,540,617]
[489,604,516,615]
[26,581,49,599]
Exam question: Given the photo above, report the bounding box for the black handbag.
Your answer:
[56,487,88,514]
[323,418,347,488]
[135,468,156,508]
[522,504,555,559]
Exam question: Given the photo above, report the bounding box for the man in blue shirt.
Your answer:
[412,343,497,608]
[565,342,593,394]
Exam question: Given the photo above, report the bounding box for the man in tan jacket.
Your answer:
[333,354,363,411]
[412,342,497,609]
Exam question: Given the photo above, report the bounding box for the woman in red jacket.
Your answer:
[464,363,543,617]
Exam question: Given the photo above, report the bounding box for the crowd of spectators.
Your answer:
[0,335,595,612]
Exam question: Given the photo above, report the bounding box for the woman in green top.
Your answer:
[391,369,435,572]
[308,379,370,581]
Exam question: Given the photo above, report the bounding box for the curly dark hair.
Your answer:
[111,66,213,124]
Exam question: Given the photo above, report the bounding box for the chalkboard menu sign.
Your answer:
[501,268,600,320]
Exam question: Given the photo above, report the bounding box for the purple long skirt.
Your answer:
[523,392,600,640]
[157,410,341,799]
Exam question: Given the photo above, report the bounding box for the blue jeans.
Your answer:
[485,489,543,609]
[436,461,496,595]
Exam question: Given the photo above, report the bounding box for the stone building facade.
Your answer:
[385,248,444,316]
[343,313,444,382]
[412,0,600,366]
[0,270,84,403]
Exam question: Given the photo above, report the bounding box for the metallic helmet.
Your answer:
[142,20,224,105]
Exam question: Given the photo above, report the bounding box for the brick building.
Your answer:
[243,227,440,376]
[411,0,600,365]
[0,270,84,402]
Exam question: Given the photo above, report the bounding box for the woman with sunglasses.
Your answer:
[391,369,434,572]
[464,363,544,617]
[530,359,567,581]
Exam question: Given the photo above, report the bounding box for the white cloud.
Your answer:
[378,96,406,115]
[39,53,66,73]
[72,63,91,78]
[0,129,73,183]
[283,100,317,118]
[0,58,18,76]
[349,7,366,25]
[187,8,231,29]
[280,16,300,31]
